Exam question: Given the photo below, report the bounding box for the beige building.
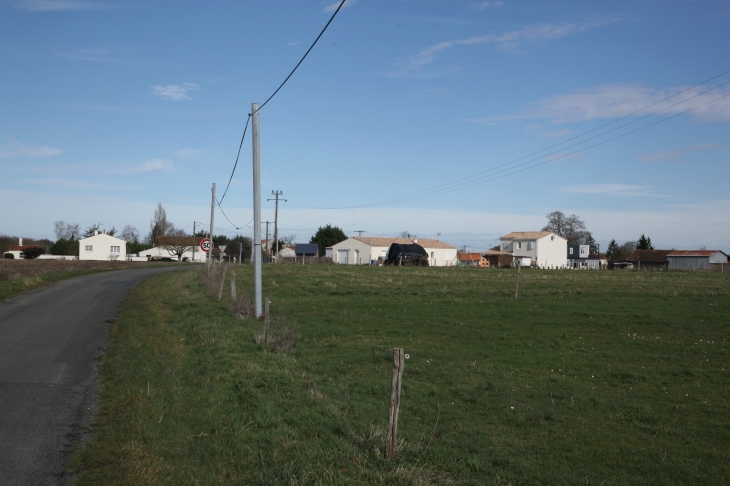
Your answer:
[499,231,567,268]
[331,236,457,266]
[78,231,127,261]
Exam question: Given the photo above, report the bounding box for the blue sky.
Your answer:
[1,0,729,251]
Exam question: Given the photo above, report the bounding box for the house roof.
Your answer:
[482,249,512,256]
[458,253,483,261]
[9,245,42,251]
[157,236,204,246]
[79,233,126,242]
[352,236,456,249]
[667,250,726,257]
[626,249,672,263]
[500,231,564,241]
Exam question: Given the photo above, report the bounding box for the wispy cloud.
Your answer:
[545,129,571,138]
[16,0,109,12]
[389,16,618,77]
[26,177,140,190]
[132,159,174,172]
[476,84,730,124]
[564,184,665,197]
[173,148,202,158]
[323,0,355,13]
[0,139,62,159]
[151,83,200,101]
[470,1,504,9]
[637,144,724,163]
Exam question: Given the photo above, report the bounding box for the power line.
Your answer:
[217,0,348,206]
[288,72,730,209]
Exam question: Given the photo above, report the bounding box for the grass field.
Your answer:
[73,265,730,485]
[0,260,184,302]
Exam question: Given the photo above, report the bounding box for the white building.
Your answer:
[137,246,207,262]
[331,237,457,266]
[78,231,127,261]
[499,231,567,268]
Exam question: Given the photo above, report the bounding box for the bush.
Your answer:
[22,247,46,259]
[4,253,14,259]
[182,257,189,262]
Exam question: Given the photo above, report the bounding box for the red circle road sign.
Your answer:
[200,238,212,252]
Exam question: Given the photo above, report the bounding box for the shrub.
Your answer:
[22,247,46,259]
[4,253,14,259]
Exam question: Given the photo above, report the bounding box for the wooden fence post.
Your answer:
[264,298,270,344]
[386,347,405,459]
[512,259,521,299]
[231,272,237,302]
[218,265,229,300]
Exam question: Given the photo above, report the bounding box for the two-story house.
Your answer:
[499,231,567,268]
[567,244,601,270]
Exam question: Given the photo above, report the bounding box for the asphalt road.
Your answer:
[0,267,185,486]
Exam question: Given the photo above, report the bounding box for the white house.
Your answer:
[78,231,127,261]
[331,237,457,266]
[137,246,207,262]
[499,231,567,268]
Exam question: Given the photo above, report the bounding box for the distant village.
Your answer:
[1,208,727,272]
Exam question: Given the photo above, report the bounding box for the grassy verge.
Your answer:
[74,266,730,485]
[0,261,187,302]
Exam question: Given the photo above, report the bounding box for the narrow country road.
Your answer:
[0,267,185,486]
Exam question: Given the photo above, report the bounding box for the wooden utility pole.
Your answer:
[264,221,271,257]
[264,298,270,344]
[386,348,405,459]
[252,103,262,317]
[192,221,196,263]
[268,191,286,260]
[355,230,366,237]
[231,272,237,302]
[513,259,521,299]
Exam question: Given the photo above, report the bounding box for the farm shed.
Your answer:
[331,237,457,266]
[626,249,672,270]
[482,249,513,268]
[667,250,728,270]
[458,252,488,267]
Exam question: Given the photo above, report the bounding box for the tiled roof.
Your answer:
[458,253,483,261]
[352,236,456,249]
[9,245,43,251]
[626,249,672,263]
[667,250,725,257]
[157,236,204,246]
[500,231,564,240]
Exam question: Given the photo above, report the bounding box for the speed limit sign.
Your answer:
[200,238,212,252]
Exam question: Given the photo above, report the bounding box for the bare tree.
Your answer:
[399,231,415,239]
[158,227,194,261]
[280,234,296,247]
[148,202,173,245]
[120,225,140,243]
[53,221,80,240]
[542,211,591,244]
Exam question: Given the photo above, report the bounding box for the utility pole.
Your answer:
[264,221,271,258]
[208,184,216,268]
[192,221,196,263]
[252,103,262,317]
[268,191,286,261]
[355,230,366,237]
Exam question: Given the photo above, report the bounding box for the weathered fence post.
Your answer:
[264,298,270,344]
[230,272,237,302]
[512,259,521,299]
[218,265,229,300]
[386,347,405,459]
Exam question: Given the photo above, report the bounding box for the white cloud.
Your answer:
[17,0,107,12]
[389,17,618,77]
[133,159,174,172]
[637,144,724,163]
[0,140,62,159]
[151,83,200,101]
[564,184,665,197]
[323,0,356,13]
[471,1,504,9]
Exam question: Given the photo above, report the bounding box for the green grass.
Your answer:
[0,268,111,302]
[74,266,730,485]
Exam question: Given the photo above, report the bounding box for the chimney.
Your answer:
[94,230,98,236]
[414,238,418,243]
[19,237,23,246]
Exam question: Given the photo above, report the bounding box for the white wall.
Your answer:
[331,238,457,266]
[138,246,206,262]
[535,234,568,268]
[78,233,127,261]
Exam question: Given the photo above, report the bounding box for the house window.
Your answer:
[502,242,509,250]
[580,247,586,255]
[110,246,120,253]
[591,262,596,269]
[527,242,534,250]
[516,242,522,249]
[85,245,93,252]
[569,248,574,255]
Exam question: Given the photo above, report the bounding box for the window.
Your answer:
[527,242,534,250]
[591,262,596,269]
[517,242,522,249]
[569,248,574,255]
[85,245,93,252]
[502,242,509,250]
[110,246,120,253]
[580,247,586,255]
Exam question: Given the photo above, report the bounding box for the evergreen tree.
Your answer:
[310,224,347,256]
[50,236,79,256]
[606,239,619,260]
[637,234,654,250]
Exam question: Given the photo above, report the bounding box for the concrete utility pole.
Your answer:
[252,103,262,317]
[208,184,216,268]
[268,191,287,260]
[355,230,366,237]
